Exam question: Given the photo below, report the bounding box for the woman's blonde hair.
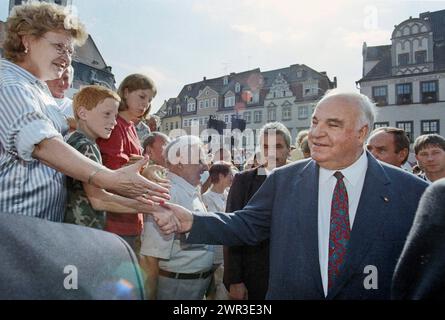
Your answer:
[117,74,157,112]
[4,1,88,62]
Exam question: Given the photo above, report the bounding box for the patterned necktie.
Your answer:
[328,171,350,291]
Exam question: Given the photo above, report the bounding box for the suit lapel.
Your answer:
[327,153,392,299]
[297,160,325,296]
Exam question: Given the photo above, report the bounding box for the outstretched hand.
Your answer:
[141,164,170,189]
[109,156,170,202]
[150,202,194,234]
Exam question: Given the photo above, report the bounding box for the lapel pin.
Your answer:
[382,196,390,203]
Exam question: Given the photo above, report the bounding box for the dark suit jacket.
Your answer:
[0,214,144,300]
[188,152,428,299]
[224,166,268,299]
[392,178,445,299]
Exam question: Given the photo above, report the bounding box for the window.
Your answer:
[170,123,173,130]
[224,115,229,123]
[211,98,217,108]
[165,123,168,131]
[415,50,427,64]
[282,107,291,121]
[268,109,276,122]
[396,83,412,105]
[225,96,235,108]
[175,122,179,129]
[254,111,262,123]
[298,106,308,119]
[372,86,388,106]
[421,81,438,103]
[235,83,241,93]
[187,101,196,112]
[223,76,228,85]
[421,120,440,134]
[398,53,409,66]
[183,119,188,127]
[396,121,414,143]
[243,112,251,123]
[374,122,390,129]
[167,107,172,116]
[199,101,204,109]
[204,99,209,108]
[176,105,181,114]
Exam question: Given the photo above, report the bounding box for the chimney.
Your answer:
[203,77,206,81]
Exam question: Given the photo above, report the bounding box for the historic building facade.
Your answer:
[156,64,337,148]
[358,9,445,141]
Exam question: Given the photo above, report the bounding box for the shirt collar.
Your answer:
[319,150,368,186]
[168,172,200,197]
[74,128,97,144]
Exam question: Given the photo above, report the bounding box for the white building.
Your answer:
[358,9,445,142]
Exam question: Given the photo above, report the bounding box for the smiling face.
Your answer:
[309,96,369,170]
[123,88,154,119]
[21,31,73,81]
[78,98,119,140]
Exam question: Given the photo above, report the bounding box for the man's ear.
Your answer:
[398,148,409,164]
[358,124,369,143]
[77,106,88,121]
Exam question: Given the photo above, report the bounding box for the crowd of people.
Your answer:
[1,2,445,300]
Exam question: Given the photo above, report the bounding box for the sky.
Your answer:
[1,0,445,113]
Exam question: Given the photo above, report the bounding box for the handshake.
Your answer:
[149,201,194,235]
[131,160,194,235]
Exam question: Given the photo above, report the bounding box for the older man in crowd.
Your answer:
[139,136,214,300]
[155,90,428,300]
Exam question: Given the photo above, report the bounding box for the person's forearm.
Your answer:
[84,183,154,214]
[32,137,111,187]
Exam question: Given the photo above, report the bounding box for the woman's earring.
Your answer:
[24,47,28,54]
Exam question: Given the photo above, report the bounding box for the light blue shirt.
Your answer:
[140,172,214,273]
[0,59,69,222]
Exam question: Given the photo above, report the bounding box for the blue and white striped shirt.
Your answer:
[0,59,69,222]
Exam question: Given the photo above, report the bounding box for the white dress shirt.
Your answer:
[202,189,228,265]
[318,151,368,296]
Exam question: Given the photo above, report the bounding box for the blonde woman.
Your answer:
[0,2,169,222]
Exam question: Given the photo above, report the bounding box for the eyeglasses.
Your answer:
[41,36,74,57]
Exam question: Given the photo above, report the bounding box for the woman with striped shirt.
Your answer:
[0,2,169,222]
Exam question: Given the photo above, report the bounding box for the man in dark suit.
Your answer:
[156,90,428,299]
[392,178,445,299]
[224,122,291,300]
[0,213,145,299]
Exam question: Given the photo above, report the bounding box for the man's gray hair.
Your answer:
[318,89,376,138]
[259,122,292,149]
[142,132,170,151]
[163,135,203,166]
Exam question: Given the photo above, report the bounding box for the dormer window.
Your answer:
[223,76,229,85]
[235,83,241,93]
[415,50,427,64]
[398,53,409,66]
